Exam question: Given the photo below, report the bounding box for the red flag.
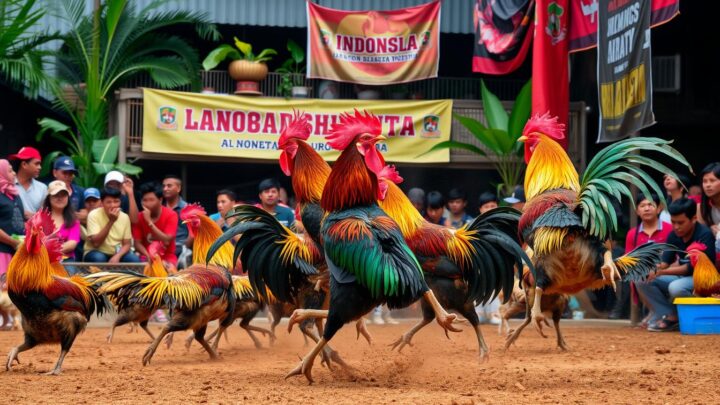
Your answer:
[532,0,569,150]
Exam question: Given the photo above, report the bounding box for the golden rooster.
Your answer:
[5,211,107,375]
[686,242,720,297]
[507,113,691,347]
[376,165,528,361]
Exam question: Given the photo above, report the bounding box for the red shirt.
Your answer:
[625,221,672,253]
[132,206,178,264]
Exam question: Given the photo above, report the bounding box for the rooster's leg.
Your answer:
[45,348,69,376]
[296,321,335,370]
[389,318,431,352]
[210,324,230,353]
[505,289,533,350]
[139,320,155,341]
[287,309,328,333]
[144,327,176,366]
[422,290,461,334]
[553,308,569,351]
[355,318,373,345]
[6,338,36,371]
[285,337,327,384]
[193,325,219,360]
[107,325,116,344]
[601,250,621,291]
[163,332,174,349]
[531,287,548,337]
[184,332,196,349]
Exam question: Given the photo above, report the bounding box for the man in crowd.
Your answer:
[446,187,473,229]
[256,178,295,227]
[163,174,192,268]
[84,187,139,263]
[636,198,716,331]
[104,170,131,213]
[407,187,426,215]
[210,189,238,231]
[477,191,499,215]
[504,185,526,211]
[8,146,47,218]
[52,156,86,221]
[424,190,447,225]
[133,181,178,269]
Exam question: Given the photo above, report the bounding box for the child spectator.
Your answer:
[477,191,499,214]
[424,190,446,225]
[446,187,472,229]
[636,198,715,331]
[210,189,238,231]
[0,160,24,277]
[407,187,426,215]
[132,182,178,269]
[84,187,139,263]
[43,181,81,261]
[8,146,46,218]
[76,188,102,263]
[103,170,131,213]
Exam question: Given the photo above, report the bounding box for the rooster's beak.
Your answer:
[517,135,528,142]
[375,134,387,142]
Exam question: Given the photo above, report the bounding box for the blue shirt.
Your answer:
[165,198,188,250]
[274,205,295,227]
[662,223,716,275]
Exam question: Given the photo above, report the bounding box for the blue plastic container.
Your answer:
[674,297,720,335]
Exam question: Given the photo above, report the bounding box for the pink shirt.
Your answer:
[57,220,81,259]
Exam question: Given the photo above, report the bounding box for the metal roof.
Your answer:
[35,0,474,34]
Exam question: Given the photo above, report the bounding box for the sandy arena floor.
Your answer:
[2,315,719,404]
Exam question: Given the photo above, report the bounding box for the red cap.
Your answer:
[8,146,41,161]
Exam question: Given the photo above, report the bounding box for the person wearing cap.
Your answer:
[477,191,499,215]
[42,181,81,262]
[445,187,473,229]
[132,181,178,268]
[162,174,192,268]
[76,187,102,262]
[407,187,426,215]
[52,156,86,216]
[84,187,139,263]
[103,170,131,214]
[255,178,295,227]
[503,185,526,211]
[8,146,47,218]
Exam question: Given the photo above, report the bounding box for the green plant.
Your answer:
[36,0,219,187]
[275,39,305,98]
[203,37,277,71]
[422,79,531,197]
[0,0,61,98]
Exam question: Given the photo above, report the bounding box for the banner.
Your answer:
[597,0,654,142]
[472,0,534,75]
[143,89,452,163]
[532,0,569,149]
[306,1,440,84]
[569,0,679,52]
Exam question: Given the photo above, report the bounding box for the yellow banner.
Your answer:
[142,89,451,163]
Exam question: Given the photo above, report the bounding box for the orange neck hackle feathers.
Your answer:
[279,110,313,176]
[195,213,235,268]
[687,243,720,296]
[377,166,424,237]
[521,114,580,201]
[291,141,331,206]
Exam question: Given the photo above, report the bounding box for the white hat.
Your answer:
[104,170,124,185]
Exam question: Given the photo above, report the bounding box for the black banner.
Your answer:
[597,0,655,142]
[472,0,534,75]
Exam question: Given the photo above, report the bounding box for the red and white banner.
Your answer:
[306,1,441,85]
[472,0,535,75]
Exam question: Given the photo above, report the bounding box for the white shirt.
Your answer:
[15,178,48,214]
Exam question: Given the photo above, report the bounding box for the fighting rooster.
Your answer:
[5,211,107,375]
[105,241,168,343]
[506,113,690,347]
[686,242,720,297]
[88,264,236,365]
[284,110,459,382]
[376,165,528,360]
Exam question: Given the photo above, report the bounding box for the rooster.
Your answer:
[5,211,107,375]
[105,241,168,343]
[375,165,528,361]
[506,113,691,347]
[280,110,459,382]
[686,242,720,297]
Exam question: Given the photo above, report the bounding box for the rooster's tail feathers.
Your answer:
[615,242,676,282]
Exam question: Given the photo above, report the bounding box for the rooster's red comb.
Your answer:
[326,109,382,151]
[44,236,63,263]
[180,203,206,221]
[523,113,565,140]
[686,242,707,253]
[25,209,56,237]
[278,110,312,149]
[147,241,166,258]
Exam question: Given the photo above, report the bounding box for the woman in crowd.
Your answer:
[0,159,25,330]
[625,193,672,328]
[43,180,81,263]
[698,162,720,265]
[659,173,689,223]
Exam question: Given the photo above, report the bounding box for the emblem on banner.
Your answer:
[546,2,567,45]
[158,106,177,130]
[421,115,440,138]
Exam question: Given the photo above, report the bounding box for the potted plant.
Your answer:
[203,37,277,95]
[276,39,307,98]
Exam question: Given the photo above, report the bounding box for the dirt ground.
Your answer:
[2,315,719,404]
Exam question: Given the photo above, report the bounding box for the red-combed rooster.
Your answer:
[283,109,458,382]
[181,203,237,271]
[375,165,528,361]
[5,210,107,375]
[686,242,720,297]
[105,241,168,343]
[506,113,691,347]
